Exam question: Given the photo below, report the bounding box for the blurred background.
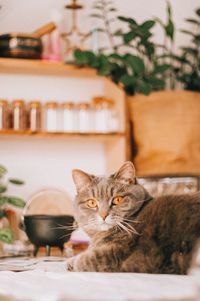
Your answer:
[0,0,200,252]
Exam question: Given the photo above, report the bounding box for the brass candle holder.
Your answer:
[62,0,91,57]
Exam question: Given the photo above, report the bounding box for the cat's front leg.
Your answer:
[66,248,120,272]
[65,251,96,272]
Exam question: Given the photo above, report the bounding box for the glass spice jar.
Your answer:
[77,102,92,133]
[0,99,9,130]
[93,96,119,133]
[62,102,77,132]
[12,100,26,131]
[108,101,120,132]
[28,101,42,132]
[44,101,59,132]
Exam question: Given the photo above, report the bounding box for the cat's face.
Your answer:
[72,162,150,236]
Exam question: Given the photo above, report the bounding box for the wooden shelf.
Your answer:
[0,57,131,173]
[0,58,98,77]
[0,130,125,141]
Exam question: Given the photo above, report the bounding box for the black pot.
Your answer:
[22,214,74,256]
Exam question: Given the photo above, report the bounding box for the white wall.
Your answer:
[0,74,105,202]
[0,0,199,203]
[0,0,199,49]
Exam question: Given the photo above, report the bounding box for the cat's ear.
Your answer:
[72,169,92,193]
[114,161,136,184]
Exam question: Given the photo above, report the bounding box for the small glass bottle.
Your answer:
[62,102,77,132]
[108,102,120,132]
[28,101,42,132]
[12,100,26,131]
[77,102,92,133]
[93,97,119,133]
[0,99,9,130]
[44,102,59,132]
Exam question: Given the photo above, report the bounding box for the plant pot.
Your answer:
[128,90,200,176]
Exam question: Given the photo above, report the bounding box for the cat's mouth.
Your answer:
[99,222,113,231]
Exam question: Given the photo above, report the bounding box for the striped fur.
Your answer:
[66,162,200,274]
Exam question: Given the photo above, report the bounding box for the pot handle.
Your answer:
[19,216,25,231]
[31,22,56,38]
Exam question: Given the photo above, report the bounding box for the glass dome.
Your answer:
[23,188,74,216]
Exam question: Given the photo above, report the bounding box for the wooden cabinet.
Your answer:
[0,58,130,173]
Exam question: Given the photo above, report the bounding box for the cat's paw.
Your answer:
[66,257,76,272]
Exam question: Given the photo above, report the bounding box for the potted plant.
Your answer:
[128,5,200,175]
[70,1,200,176]
[71,0,170,95]
[0,165,25,244]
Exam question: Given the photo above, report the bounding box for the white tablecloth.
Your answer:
[0,258,199,301]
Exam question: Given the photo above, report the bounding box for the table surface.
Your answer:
[0,257,200,301]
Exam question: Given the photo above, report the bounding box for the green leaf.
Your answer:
[123,31,137,44]
[0,228,13,244]
[181,30,194,36]
[154,17,165,29]
[165,19,175,41]
[166,0,173,19]
[196,8,200,17]
[153,64,170,74]
[7,197,25,208]
[148,76,165,89]
[193,35,200,43]
[114,29,123,36]
[108,8,117,12]
[90,14,103,19]
[138,82,152,95]
[73,50,96,66]
[0,165,7,176]
[109,53,123,61]
[0,185,7,193]
[9,178,24,185]
[118,16,137,25]
[0,196,8,206]
[185,18,200,25]
[0,209,6,218]
[120,74,136,86]
[92,5,103,10]
[126,55,145,76]
[140,20,155,31]
[96,28,105,33]
[181,47,198,56]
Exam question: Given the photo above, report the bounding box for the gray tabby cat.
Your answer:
[66,161,200,274]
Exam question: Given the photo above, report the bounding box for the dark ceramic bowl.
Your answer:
[22,214,74,256]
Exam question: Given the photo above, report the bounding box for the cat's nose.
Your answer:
[100,211,108,221]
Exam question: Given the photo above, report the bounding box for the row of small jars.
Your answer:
[0,98,119,133]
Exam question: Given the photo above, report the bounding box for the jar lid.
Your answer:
[0,99,8,106]
[77,102,90,110]
[28,101,41,108]
[45,102,58,109]
[92,97,114,107]
[12,100,25,107]
[62,102,75,109]
[92,96,104,104]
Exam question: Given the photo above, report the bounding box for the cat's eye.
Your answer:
[86,199,98,208]
[112,196,123,205]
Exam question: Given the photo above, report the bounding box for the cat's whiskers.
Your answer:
[80,217,98,230]
[114,216,140,236]
[122,217,142,224]
[50,224,77,231]
[120,220,140,235]
[115,220,132,236]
